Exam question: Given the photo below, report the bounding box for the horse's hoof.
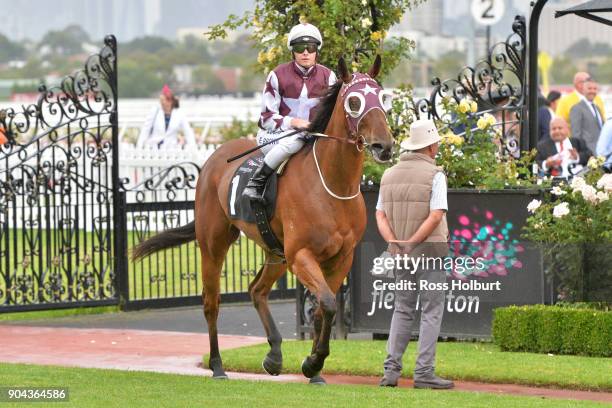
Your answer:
[262,355,282,376]
[301,357,320,379]
[309,375,326,385]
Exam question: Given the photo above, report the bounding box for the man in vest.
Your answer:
[376,119,454,389]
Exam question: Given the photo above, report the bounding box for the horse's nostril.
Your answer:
[371,143,384,152]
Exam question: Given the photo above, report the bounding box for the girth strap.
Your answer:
[251,199,285,260]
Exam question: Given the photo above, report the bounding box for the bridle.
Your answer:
[311,73,392,200]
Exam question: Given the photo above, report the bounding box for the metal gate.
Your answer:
[0,36,295,313]
[0,36,119,312]
[116,163,296,310]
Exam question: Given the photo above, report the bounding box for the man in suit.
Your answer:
[536,117,592,177]
[556,72,606,126]
[538,90,561,142]
[597,119,612,172]
[570,79,604,154]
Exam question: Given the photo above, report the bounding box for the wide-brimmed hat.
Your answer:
[400,119,441,151]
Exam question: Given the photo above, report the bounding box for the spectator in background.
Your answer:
[136,84,196,149]
[538,90,561,142]
[556,72,606,128]
[536,116,591,178]
[597,119,612,172]
[570,79,604,154]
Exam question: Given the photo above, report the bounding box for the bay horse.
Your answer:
[133,56,394,383]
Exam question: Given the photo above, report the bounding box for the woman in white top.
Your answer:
[136,85,196,149]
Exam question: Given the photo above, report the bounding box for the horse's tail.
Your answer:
[132,221,196,261]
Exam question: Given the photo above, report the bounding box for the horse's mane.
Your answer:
[307,81,342,134]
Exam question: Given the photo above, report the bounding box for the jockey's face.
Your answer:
[292,43,317,69]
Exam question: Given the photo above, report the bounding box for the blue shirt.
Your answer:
[597,120,612,167]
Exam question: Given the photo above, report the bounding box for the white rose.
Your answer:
[596,191,609,203]
[552,202,570,218]
[362,0,368,5]
[570,176,586,192]
[527,199,542,214]
[580,184,598,203]
[550,186,566,196]
[596,174,612,192]
[361,18,372,28]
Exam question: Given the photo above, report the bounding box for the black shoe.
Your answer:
[242,162,275,203]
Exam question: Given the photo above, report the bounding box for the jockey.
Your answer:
[242,22,337,203]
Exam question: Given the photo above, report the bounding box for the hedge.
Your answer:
[492,304,612,357]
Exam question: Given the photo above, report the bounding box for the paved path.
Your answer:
[1,325,610,403]
[3,301,298,338]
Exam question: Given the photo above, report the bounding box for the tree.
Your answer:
[38,25,90,56]
[0,34,26,62]
[206,0,422,81]
[192,64,226,95]
[550,56,578,85]
[565,38,612,59]
[121,36,174,55]
[118,60,164,98]
[432,50,466,81]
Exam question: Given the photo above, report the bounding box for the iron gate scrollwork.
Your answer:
[404,15,526,157]
[0,36,118,310]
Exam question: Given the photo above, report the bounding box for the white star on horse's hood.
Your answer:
[361,84,378,96]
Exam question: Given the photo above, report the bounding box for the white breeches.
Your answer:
[257,129,306,169]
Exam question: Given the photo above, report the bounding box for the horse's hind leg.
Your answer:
[248,253,287,375]
[197,207,239,379]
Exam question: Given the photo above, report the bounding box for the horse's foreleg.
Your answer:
[290,249,338,380]
[248,254,286,376]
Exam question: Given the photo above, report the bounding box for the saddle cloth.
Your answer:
[227,153,278,223]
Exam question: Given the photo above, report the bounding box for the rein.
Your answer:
[312,137,361,200]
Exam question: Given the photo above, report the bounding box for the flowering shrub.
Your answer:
[380,89,538,188]
[523,162,612,302]
[523,163,611,243]
[206,0,420,78]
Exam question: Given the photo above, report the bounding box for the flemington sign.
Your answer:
[349,187,550,338]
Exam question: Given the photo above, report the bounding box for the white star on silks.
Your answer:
[361,83,378,96]
[283,85,320,120]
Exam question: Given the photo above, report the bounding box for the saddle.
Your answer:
[227,153,285,258]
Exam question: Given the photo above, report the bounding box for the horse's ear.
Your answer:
[338,57,351,83]
[368,55,382,79]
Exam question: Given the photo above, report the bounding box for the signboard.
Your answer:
[349,187,549,338]
[471,0,505,26]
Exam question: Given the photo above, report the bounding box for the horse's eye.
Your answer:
[344,92,365,118]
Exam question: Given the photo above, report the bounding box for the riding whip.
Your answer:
[226,129,304,163]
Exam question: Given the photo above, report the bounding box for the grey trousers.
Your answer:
[383,268,446,379]
[257,129,305,169]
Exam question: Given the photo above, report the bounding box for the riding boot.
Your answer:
[242,162,275,203]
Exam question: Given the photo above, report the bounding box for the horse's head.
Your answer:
[337,56,394,163]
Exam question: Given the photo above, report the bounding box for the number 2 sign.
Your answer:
[471,0,505,26]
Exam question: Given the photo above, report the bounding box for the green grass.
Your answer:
[0,305,119,322]
[0,363,605,408]
[1,228,295,306]
[206,340,612,392]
